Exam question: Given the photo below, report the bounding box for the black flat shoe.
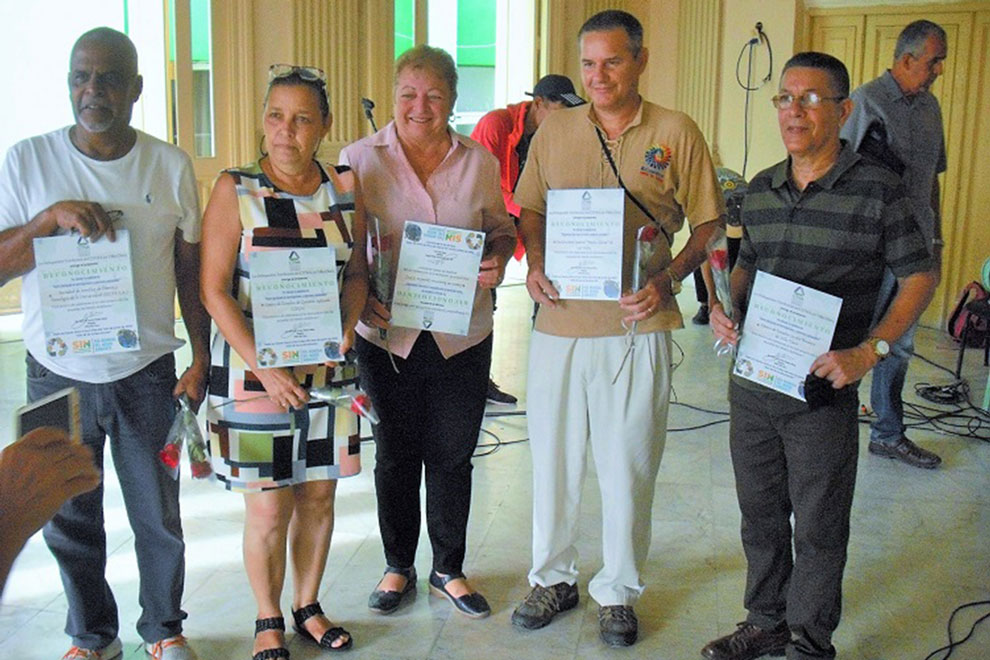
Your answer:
[428,570,490,619]
[291,602,352,652]
[368,565,417,614]
[253,616,290,660]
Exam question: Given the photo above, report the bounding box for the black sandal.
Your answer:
[292,602,353,652]
[253,616,290,660]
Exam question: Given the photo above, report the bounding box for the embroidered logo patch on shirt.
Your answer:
[641,144,672,181]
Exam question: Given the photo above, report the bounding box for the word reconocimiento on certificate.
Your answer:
[544,188,625,301]
[34,229,141,357]
[733,270,842,401]
[250,246,344,368]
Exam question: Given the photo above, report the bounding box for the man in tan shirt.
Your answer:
[511,9,724,648]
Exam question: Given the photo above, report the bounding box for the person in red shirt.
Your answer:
[470,75,584,404]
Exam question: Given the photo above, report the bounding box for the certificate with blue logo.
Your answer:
[34,230,140,357]
[250,247,343,368]
[545,188,624,300]
[391,221,485,336]
[733,270,842,401]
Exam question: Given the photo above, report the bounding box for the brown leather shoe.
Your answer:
[868,436,941,469]
[701,621,789,660]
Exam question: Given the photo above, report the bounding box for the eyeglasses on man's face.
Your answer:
[771,91,845,110]
[268,64,326,84]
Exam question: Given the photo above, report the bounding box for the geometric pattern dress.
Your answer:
[205,160,361,492]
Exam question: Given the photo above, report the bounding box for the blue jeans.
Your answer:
[27,353,186,649]
[869,269,918,446]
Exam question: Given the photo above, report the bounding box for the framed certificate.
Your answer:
[34,230,141,357]
[544,188,624,300]
[250,246,343,367]
[390,221,485,336]
[734,270,843,401]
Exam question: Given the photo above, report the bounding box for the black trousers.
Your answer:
[728,380,859,660]
[357,332,491,574]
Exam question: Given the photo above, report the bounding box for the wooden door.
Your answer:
[807,4,990,325]
[953,9,990,319]
[808,14,866,88]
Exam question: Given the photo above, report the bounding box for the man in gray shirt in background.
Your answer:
[841,19,947,469]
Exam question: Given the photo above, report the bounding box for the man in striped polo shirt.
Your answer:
[702,52,935,660]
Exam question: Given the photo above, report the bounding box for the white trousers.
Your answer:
[526,330,672,606]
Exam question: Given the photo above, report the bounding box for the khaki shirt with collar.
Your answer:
[515,99,725,337]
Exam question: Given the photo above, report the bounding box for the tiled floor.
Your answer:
[1,263,988,659]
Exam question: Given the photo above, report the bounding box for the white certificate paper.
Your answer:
[545,188,624,300]
[733,270,843,401]
[391,221,485,336]
[250,247,343,368]
[34,230,140,357]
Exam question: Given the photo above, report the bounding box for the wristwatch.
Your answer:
[664,266,681,295]
[864,336,890,360]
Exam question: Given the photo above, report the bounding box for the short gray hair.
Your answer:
[894,20,947,60]
[579,10,643,57]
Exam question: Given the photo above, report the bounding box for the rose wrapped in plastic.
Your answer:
[705,225,734,357]
[158,395,212,480]
[310,386,380,425]
[613,224,662,382]
[310,386,381,425]
[369,215,400,373]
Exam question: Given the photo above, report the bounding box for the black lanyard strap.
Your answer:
[594,126,673,247]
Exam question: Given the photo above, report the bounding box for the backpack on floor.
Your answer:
[947,281,989,347]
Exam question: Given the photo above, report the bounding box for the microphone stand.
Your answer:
[361,97,378,133]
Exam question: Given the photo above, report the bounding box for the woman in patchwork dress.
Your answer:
[200,65,367,658]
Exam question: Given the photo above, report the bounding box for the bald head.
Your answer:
[68,27,143,144]
[71,27,138,76]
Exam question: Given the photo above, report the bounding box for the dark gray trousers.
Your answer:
[728,379,859,660]
[28,353,186,649]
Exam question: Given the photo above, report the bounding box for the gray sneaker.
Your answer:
[598,605,638,647]
[511,582,579,630]
[61,638,123,660]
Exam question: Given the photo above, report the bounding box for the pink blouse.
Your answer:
[340,121,515,359]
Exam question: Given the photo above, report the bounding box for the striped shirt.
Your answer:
[737,141,930,352]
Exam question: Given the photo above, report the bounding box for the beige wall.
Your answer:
[715,0,799,174]
[541,0,678,108]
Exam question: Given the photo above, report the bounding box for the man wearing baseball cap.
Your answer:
[470,74,584,405]
[472,74,585,222]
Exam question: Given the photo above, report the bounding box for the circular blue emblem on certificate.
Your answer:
[404,224,422,242]
[324,341,341,360]
[602,279,620,298]
[117,328,138,348]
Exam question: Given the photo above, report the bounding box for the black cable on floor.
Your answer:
[923,600,990,660]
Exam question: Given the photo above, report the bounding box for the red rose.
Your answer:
[190,461,213,479]
[639,225,659,242]
[159,444,181,469]
[351,394,371,417]
[709,249,729,270]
